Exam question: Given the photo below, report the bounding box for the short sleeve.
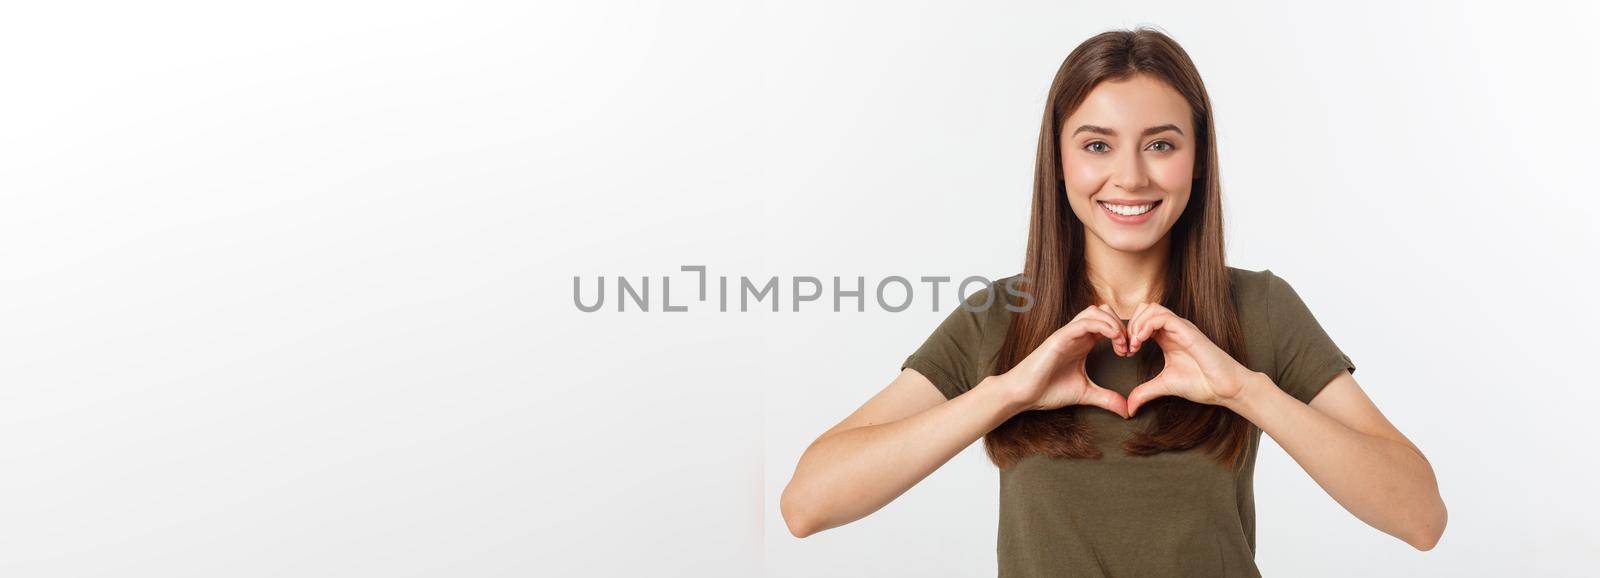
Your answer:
[1265,270,1356,405]
[900,287,993,400]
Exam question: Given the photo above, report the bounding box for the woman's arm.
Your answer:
[780,369,1023,538]
[1223,369,1448,550]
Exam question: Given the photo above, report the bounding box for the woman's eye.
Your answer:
[1147,141,1174,152]
[1085,142,1109,153]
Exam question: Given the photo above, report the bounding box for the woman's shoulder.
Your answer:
[976,273,1027,320]
[901,273,1022,397]
[1227,265,1315,309]
[958,273,1024,345]
[919,273,1023,338]
[1227,265,1357,402]
[1226,265,1287,310]
[1226,265,1272,290]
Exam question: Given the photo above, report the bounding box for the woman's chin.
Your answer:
[1092,230,1167,254]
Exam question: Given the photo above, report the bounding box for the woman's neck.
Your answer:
[1083,232,1170,319]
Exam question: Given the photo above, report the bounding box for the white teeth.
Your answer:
[1100,201,1155,216]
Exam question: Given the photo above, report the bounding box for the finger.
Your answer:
[1075,317,1123,354]
[1081,301,1132,350]
[1135,309,1185,351]
[1126,376,1173,418]
[1081,379,1130,419]
[1062,312,1120,348]
[1125,303,1145,352]
[1086,304,1129,355]
[1068,304,1120,349]
[1132,301,1152,320]
[1043,317,1119,358]
[1132,310,1166,353]
[1069,304,1106,322]
[1128,302,1163,353]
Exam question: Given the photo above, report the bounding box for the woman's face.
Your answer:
[1060,74,1197,253]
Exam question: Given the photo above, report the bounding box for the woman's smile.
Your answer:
[1098,199,1162,224]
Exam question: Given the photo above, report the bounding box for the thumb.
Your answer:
[1126,377,1174,418]
[1080,379,1129,419]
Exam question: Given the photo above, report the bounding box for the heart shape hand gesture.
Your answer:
[1121,302,1257,417]
[997,303,1258,418]
[997,304,1133,417]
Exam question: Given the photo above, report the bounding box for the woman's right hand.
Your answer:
[996,304,1131,417]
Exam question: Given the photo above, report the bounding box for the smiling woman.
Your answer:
[780,26,1446,578]
[988,37,1225,470]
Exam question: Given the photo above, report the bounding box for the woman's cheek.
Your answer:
[1062,154,1106,198]
[1151,156,1195,190]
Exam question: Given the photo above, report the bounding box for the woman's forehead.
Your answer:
[1066,75,1192,136]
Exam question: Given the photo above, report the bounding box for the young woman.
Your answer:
[780,28,1447,577]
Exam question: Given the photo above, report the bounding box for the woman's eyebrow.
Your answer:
[1071,123,1184,137]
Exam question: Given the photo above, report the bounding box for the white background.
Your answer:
[3,1,1598,576]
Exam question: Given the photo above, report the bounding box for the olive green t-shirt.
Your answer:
[901,266,1356,578]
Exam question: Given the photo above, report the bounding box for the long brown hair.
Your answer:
[985,27,1252,470]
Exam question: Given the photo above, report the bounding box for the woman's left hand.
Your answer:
[1123,303,1260,417]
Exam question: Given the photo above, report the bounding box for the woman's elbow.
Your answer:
[1407,499,1448,551]
[780,483,821,539]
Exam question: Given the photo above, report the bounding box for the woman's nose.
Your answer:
[1114,152,1150,190]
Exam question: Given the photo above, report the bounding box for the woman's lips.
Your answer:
[1098,199,1160,225]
